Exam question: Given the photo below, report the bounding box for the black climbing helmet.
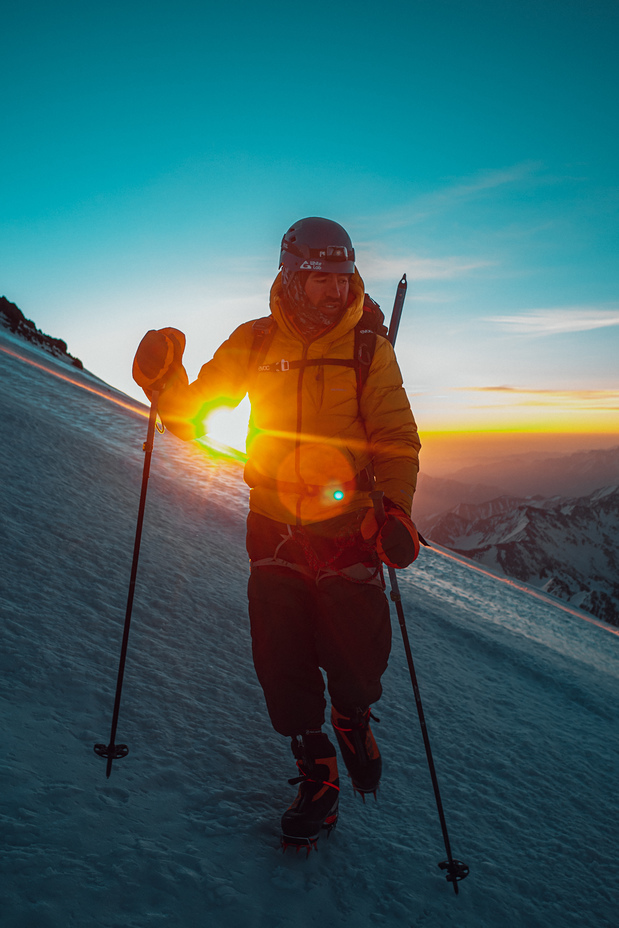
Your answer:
[279,217,355,274]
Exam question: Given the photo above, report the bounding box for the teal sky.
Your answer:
[2,0,618,439]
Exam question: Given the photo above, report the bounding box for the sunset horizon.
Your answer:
[2,1,617,483]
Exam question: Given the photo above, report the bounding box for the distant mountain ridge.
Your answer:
[0,295,83,368]
[425,485,619,627]
[413,474,503,525]
[446,445,619,499]
[414,446,619,531]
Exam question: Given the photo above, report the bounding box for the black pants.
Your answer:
[246,510,392,736]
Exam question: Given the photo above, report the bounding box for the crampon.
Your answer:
[281,810,338,856]
[280,733,340,856]
[352,784,378,803]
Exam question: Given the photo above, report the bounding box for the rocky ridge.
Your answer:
[0,296,83,368]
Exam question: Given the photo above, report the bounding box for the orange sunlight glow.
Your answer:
[0,343,149,419]
[203,396,251,454]
[416,385,619,434]
[5,342,616,636]
[1,342,250,480]
[417,428,619,475]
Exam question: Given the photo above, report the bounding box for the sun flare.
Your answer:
[204,396,251,453]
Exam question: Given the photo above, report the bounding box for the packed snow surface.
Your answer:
[1,330,617,928]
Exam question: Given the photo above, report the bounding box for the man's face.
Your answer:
[304,272,351,317]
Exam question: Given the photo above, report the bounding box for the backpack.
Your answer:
[249,293,388,400]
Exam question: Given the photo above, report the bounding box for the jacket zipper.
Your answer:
[294,343,309,523]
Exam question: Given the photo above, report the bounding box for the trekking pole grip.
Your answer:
[369,489,387,526]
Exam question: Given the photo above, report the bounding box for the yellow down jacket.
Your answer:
[157,269,421,525]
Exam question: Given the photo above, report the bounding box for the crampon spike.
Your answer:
[353,786,378,803]
[280,811,337,856]
[281,836,318,857]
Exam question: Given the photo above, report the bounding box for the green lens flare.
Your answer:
[333,490,344,500]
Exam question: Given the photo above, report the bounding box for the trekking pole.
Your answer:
[94,390,160,778]
[375,277,469,893]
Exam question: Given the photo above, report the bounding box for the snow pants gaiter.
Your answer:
[246,510,392,737]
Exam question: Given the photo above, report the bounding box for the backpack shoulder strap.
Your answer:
[249,316,276,370]
[362,293,388,337]
[354,317,377,400]
[353,292,387,399]
[250,304,379,404]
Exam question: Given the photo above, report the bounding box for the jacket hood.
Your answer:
[269,268,366,345]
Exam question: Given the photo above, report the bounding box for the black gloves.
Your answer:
[361,501,420,569]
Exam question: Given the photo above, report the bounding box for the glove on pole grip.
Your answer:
[364,493,420,568]
[132,327,186,393]
[369,489,387,525]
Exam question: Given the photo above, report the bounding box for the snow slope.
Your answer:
[1,329,618,928]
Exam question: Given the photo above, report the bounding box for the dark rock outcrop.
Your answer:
[0,296,83,369]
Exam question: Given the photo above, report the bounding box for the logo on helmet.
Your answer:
[280,218,355,275]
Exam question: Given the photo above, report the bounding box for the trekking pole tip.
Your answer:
[438,858,470,893]
[94,742,129,779]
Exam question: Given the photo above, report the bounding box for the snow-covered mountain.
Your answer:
[1,326,618,928]
[413,473,503,525]
[424,488,619,627]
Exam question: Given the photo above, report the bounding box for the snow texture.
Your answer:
[1,329,618,928]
